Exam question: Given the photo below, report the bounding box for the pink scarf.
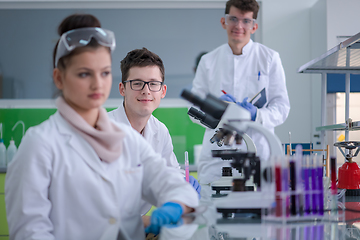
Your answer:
[56,97,125,163]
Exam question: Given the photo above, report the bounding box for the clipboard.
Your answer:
[249,88,266,108]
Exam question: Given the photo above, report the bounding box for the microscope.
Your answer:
[188,97,257,197]
[181,89,284,218]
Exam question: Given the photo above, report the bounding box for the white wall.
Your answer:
[327,0,360,162]
[326,0,360,50]
[310,0,327,151]
[261,0,360,148]
[2,0,355,148]
[260,0,321,145]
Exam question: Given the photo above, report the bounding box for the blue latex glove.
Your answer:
[145,202,183,235]
[188,175,201,198]
[219,93,237,103]
[239,97,257,121]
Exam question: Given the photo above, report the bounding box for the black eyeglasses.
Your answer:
[124,80,164,92]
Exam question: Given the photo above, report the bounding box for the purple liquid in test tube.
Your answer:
[316,224,324,240]
[283,167,290,217]
[316,155,324,215]
[303,156,311,215]
[311,156,318,214]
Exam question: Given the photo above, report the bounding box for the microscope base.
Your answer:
[214,191,273,218]
[211,177,255,195]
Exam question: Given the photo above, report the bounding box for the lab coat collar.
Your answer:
[113,102,160,146]
[226,39,254,56]
[115,102,132,127]
[242,39,253,55]
[54,111,113,181]
[142,115,160,146]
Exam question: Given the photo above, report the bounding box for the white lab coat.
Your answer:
[108,104,180,169]
[5,111,198,240]
[108,104,183,215]
[192,40,290,184]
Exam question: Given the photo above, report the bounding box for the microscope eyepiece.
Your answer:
[188,107,219,129]
[181,89,228,120]
[180,89,204,107]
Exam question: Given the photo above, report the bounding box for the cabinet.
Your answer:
[0,173,8,240]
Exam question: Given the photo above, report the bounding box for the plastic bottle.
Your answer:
[0,139,6,167]
[7,139,17,165]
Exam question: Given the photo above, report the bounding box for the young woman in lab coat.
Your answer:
[5,14,198,240]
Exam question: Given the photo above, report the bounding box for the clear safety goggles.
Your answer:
[55,27,116,67]
[225,14,256,29]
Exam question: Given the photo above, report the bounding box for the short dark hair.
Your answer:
[52,14,104,69]
[121,48,165,83]
[225,0,260,19]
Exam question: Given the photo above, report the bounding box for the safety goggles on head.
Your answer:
[225,14,256,29]
[124,80,164,92]
[55,27,116,67]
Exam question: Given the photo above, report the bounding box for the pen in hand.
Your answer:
[221,90,236,103]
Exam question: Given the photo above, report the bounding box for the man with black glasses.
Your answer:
[108,47,200,227]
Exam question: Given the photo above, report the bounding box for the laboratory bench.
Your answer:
[1,173,360,239]
[151,186,360,240]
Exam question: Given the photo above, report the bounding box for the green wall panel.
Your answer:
[152,108,205,164]
[0,174,7,236]
[0,194,8,236]
[0,109,56,148]
[0,174,4,193]
[0,108,205,164]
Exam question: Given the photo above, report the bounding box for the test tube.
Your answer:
[311,155,319,214]
[185,151,189,182]
[275,156,283,217]
[289,157,297,216]
[275,167,282,216]
[282,156,290,217]
[316,154,324,215]
[303,155,311,215]
[330,157,337,213]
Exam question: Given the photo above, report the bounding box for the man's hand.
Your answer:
[239,97,257,121]
[219,93,236,103]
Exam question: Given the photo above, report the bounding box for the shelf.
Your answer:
[316,121,360,132]
[298,32,360,74]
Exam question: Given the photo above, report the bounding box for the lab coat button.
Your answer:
[109,218,117,224]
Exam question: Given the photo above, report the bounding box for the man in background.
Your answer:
[191,0,290,186]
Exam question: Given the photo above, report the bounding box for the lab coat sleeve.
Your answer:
[188,58,212,127]
[191,58,208,99]
[138,136,198,209]
[5,129,55,240]
[256,52,290,128]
